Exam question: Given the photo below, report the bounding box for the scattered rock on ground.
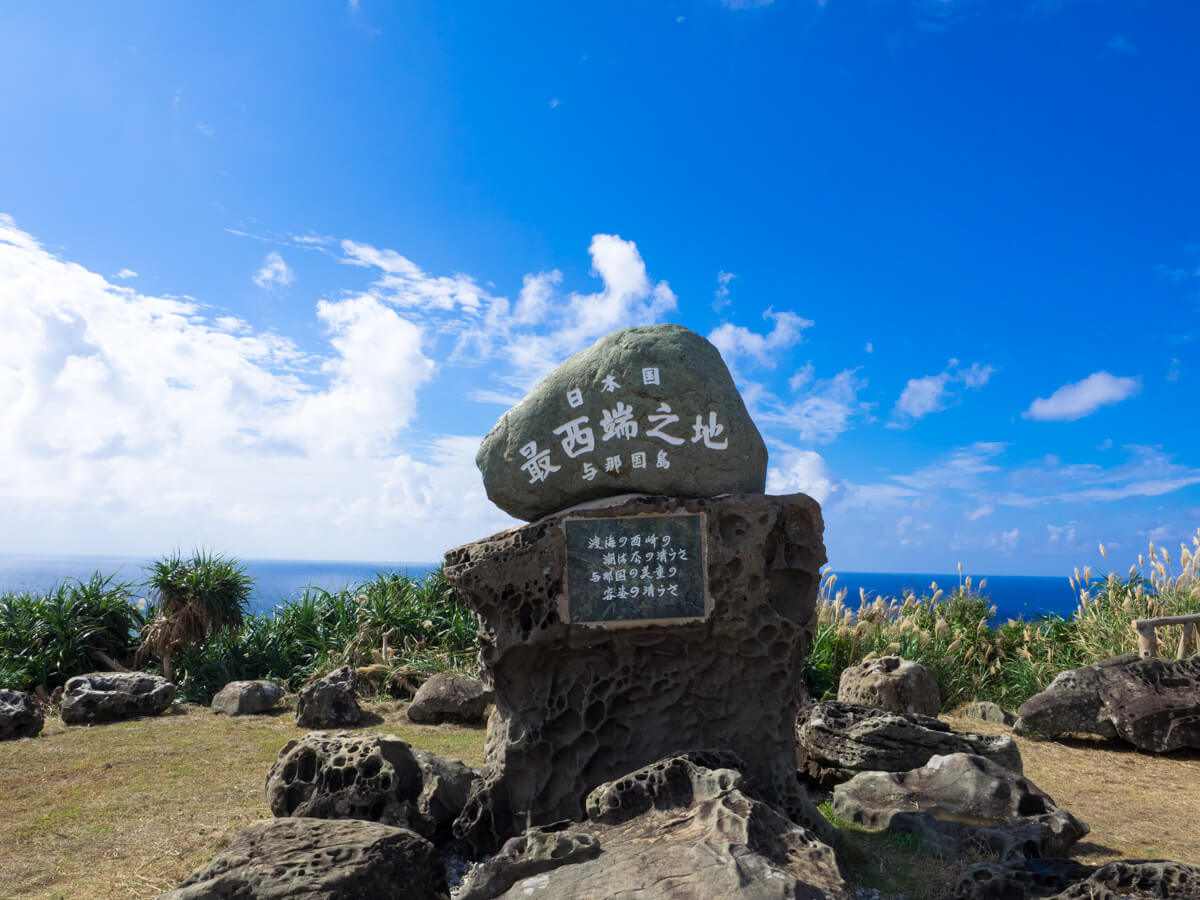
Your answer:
[833,752,1089,861]
[295,666,364,729]
[157,816,443,900]
[962,700,1016,726]
[957,858,1200,899]
[266,731,476,843]
[60,672,175,726]
[457,752,847,900]
[475,324,769,522]
[1015,653,1200,753]
[0,689,43,739]
[407,673,489,725]
[838,655,941,717]
[211,679,284,716]
[796,701,1022,790]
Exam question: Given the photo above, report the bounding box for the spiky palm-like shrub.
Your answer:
[139,550,252,683]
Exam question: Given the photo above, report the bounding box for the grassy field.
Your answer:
[2,701,1198,899]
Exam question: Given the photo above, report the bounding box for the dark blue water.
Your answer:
[832,571,1078,622]
[0,554,439,615]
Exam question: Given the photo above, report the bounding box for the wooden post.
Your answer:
[1137,625,1158,659]
[1178,622,1195,660]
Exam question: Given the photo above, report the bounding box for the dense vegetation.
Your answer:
[2,530,1197,710]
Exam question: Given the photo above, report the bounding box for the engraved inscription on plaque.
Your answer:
[562,513,708,625]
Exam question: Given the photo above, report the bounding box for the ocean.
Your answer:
[0,554,1078,622]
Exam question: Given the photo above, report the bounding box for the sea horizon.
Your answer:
[0,552,1079,621]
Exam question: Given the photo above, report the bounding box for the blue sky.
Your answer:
[1,0,1198,575]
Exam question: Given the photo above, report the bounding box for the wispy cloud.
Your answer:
[709,308,813,369]
[720,0,775,8]
[1023,371,1140,421]
[713,270,736,312]
[891,358,994,425]
[252,252,295,289]
[341,240,491,312]
[194,121,214,137]
[114,268,138,280]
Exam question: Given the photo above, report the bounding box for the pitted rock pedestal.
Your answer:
[444,491,828,855]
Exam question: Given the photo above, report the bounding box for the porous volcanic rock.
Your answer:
[211,679,284,716]
[407,672,489,725]
[957,858,1200,900]
[1014,653,1200,753]
[60,672,175,725]
[157,816,442,899]
[837,655,941,716]
[833,753,1089,860]
[796,701,1022,790]
[445,491,829,854]
[0,689,43,739]
[266,731,475,843]
[457,753,847,900]
[295,666,364,729]
[962,700,1016,726]
[476,324,768,522]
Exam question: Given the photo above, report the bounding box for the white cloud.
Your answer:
[999,445,1200,506]
[893,442,1006,492]
[1023,371,1140,422]
[757,368,867,443]
[864,341,873,354]
[708,308,813,369]
[252,252,295,289]
[891,358,994,425]
[340,240,491,312]
[967,503,993,521]
[989,528,1020,551]
[766,449,841,504]
[114,268,138,280]
[713,270,736,312]
[194,121,214,137]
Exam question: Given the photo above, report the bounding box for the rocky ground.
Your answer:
[1,700,1198,899]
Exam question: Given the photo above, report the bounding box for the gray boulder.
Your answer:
[476,324,768,522]
[407,672,489,725]
[295,666,364,729]
[458,752,847,900]
[837,655,941,716]
[157,816,442,899]
[957,858,1200,900]
[833,753,1089,860]
[962,700,1016,726]
[1015,653,1200,753]
[211,679,284,716]
[60,672,175,725]
[266,731,476,843]
[0,689,43,739]
[796,701,1022,790]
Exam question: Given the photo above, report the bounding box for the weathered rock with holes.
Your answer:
[0,689,43,739]
[962,700,1016,726]
[157,816,442,900]
[476,324,768,522]
[211,679,285,716]
[266,731,476,843]
[407,672,489,725]
[445,491,829,855]
[796,701,1022,790]
[837,655,942,717]
[1014,653,1200,753]
[295,666,364,729]
[956,858,1200,900]
[457,753,847,900]
[833,753,1088,861]
[60,672,175,725]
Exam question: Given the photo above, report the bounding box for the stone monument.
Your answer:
[445,323,830,855]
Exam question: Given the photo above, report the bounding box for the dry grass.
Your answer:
[4,701,1199,899]
[0,699,486,900]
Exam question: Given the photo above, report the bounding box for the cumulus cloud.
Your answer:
[252,252,295,289]
[114,268,138,280]
[891,359,994,425]
[766,449,841,505]
[1023,371,1140,422]
[708,308,813,370]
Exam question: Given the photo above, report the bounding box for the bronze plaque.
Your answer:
[562,513,708,625]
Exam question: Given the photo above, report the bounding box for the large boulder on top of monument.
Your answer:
[476,324,768,522]
[60,672,175,725]
[1014,653,1200,752]
[157,816,443,900]
[837,655,941,716]
[266,731,476,843]
[445,491,829,854]
[796,701,1021,790]
[832,753,1089,861]
[457,752,847,900]
[0,689,43,739]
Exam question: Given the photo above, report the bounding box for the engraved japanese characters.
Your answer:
[476,324,768,521]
